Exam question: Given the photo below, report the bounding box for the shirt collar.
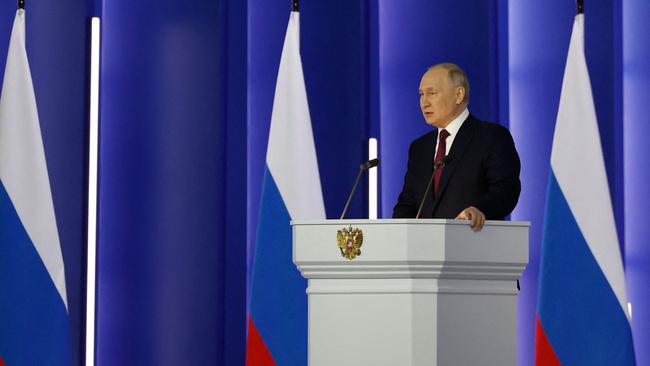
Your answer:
[438,108,469,137]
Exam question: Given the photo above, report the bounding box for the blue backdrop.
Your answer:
[1,0,648,365]
[623,1,650,365]
[95,0,246,364]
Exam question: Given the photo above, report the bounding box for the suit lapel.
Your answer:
[432,115,476,213]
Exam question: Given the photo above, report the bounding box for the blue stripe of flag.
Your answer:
[0,182,71,366]
[249,166,307,366]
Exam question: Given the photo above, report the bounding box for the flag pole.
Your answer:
[292,0,298,12]
[577,0,583,14]
[18,0,24,9]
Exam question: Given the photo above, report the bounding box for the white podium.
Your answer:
[292,219,529,366]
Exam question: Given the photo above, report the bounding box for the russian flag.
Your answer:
[0,10,72,365]
[245,11,326,366]
[535,13,635,365]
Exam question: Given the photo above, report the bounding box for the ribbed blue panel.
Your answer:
[95,0,241,364]
[623,1,650,365]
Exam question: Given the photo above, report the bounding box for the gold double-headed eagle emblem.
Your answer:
[336,226,363,260]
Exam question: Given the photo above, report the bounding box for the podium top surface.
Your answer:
[292,219,530,227]
[292,218,529,281]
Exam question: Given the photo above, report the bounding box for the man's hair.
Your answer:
[427,63,470,104]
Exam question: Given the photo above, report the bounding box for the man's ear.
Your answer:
[455,86,465,105]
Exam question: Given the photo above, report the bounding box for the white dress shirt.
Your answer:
[435,108,469,156]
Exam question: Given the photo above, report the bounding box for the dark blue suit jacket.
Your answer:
[392,114,521,219]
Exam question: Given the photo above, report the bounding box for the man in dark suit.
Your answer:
[393,63,520,230]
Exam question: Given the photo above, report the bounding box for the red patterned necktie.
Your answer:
[434,129,450,194]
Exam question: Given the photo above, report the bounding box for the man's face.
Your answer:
[419,68,465,128]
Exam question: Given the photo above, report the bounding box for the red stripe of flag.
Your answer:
[246,316,276,366]
[535,315,561,366]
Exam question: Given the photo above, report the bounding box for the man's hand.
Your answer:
[455,206,486,231]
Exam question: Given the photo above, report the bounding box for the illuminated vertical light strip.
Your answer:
[628,302,632,318]
[368,138,378,219]
[85,16,100,366]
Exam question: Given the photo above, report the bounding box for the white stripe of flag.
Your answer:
[266,11,326,221]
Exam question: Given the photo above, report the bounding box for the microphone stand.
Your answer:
[340,159,379,219]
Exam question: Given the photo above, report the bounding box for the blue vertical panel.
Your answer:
[302,1,369,219]
[88,0,101,17]
[29,2,90,364]
[0,4,13,37]
[496,0,509,127]
[508,2,570,365]
[368,0,381,214]
[584,0,625,250]
[378,0,501,218]
[96,0,228,364]
[508,3,572,365]
[624,1,650,364]
[0,1,90,365]
[247,0,287,286]
[224,0,248,364]
[247,0,370,282]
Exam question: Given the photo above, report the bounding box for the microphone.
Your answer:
[415,156,452,219]
[339,158,380,219]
